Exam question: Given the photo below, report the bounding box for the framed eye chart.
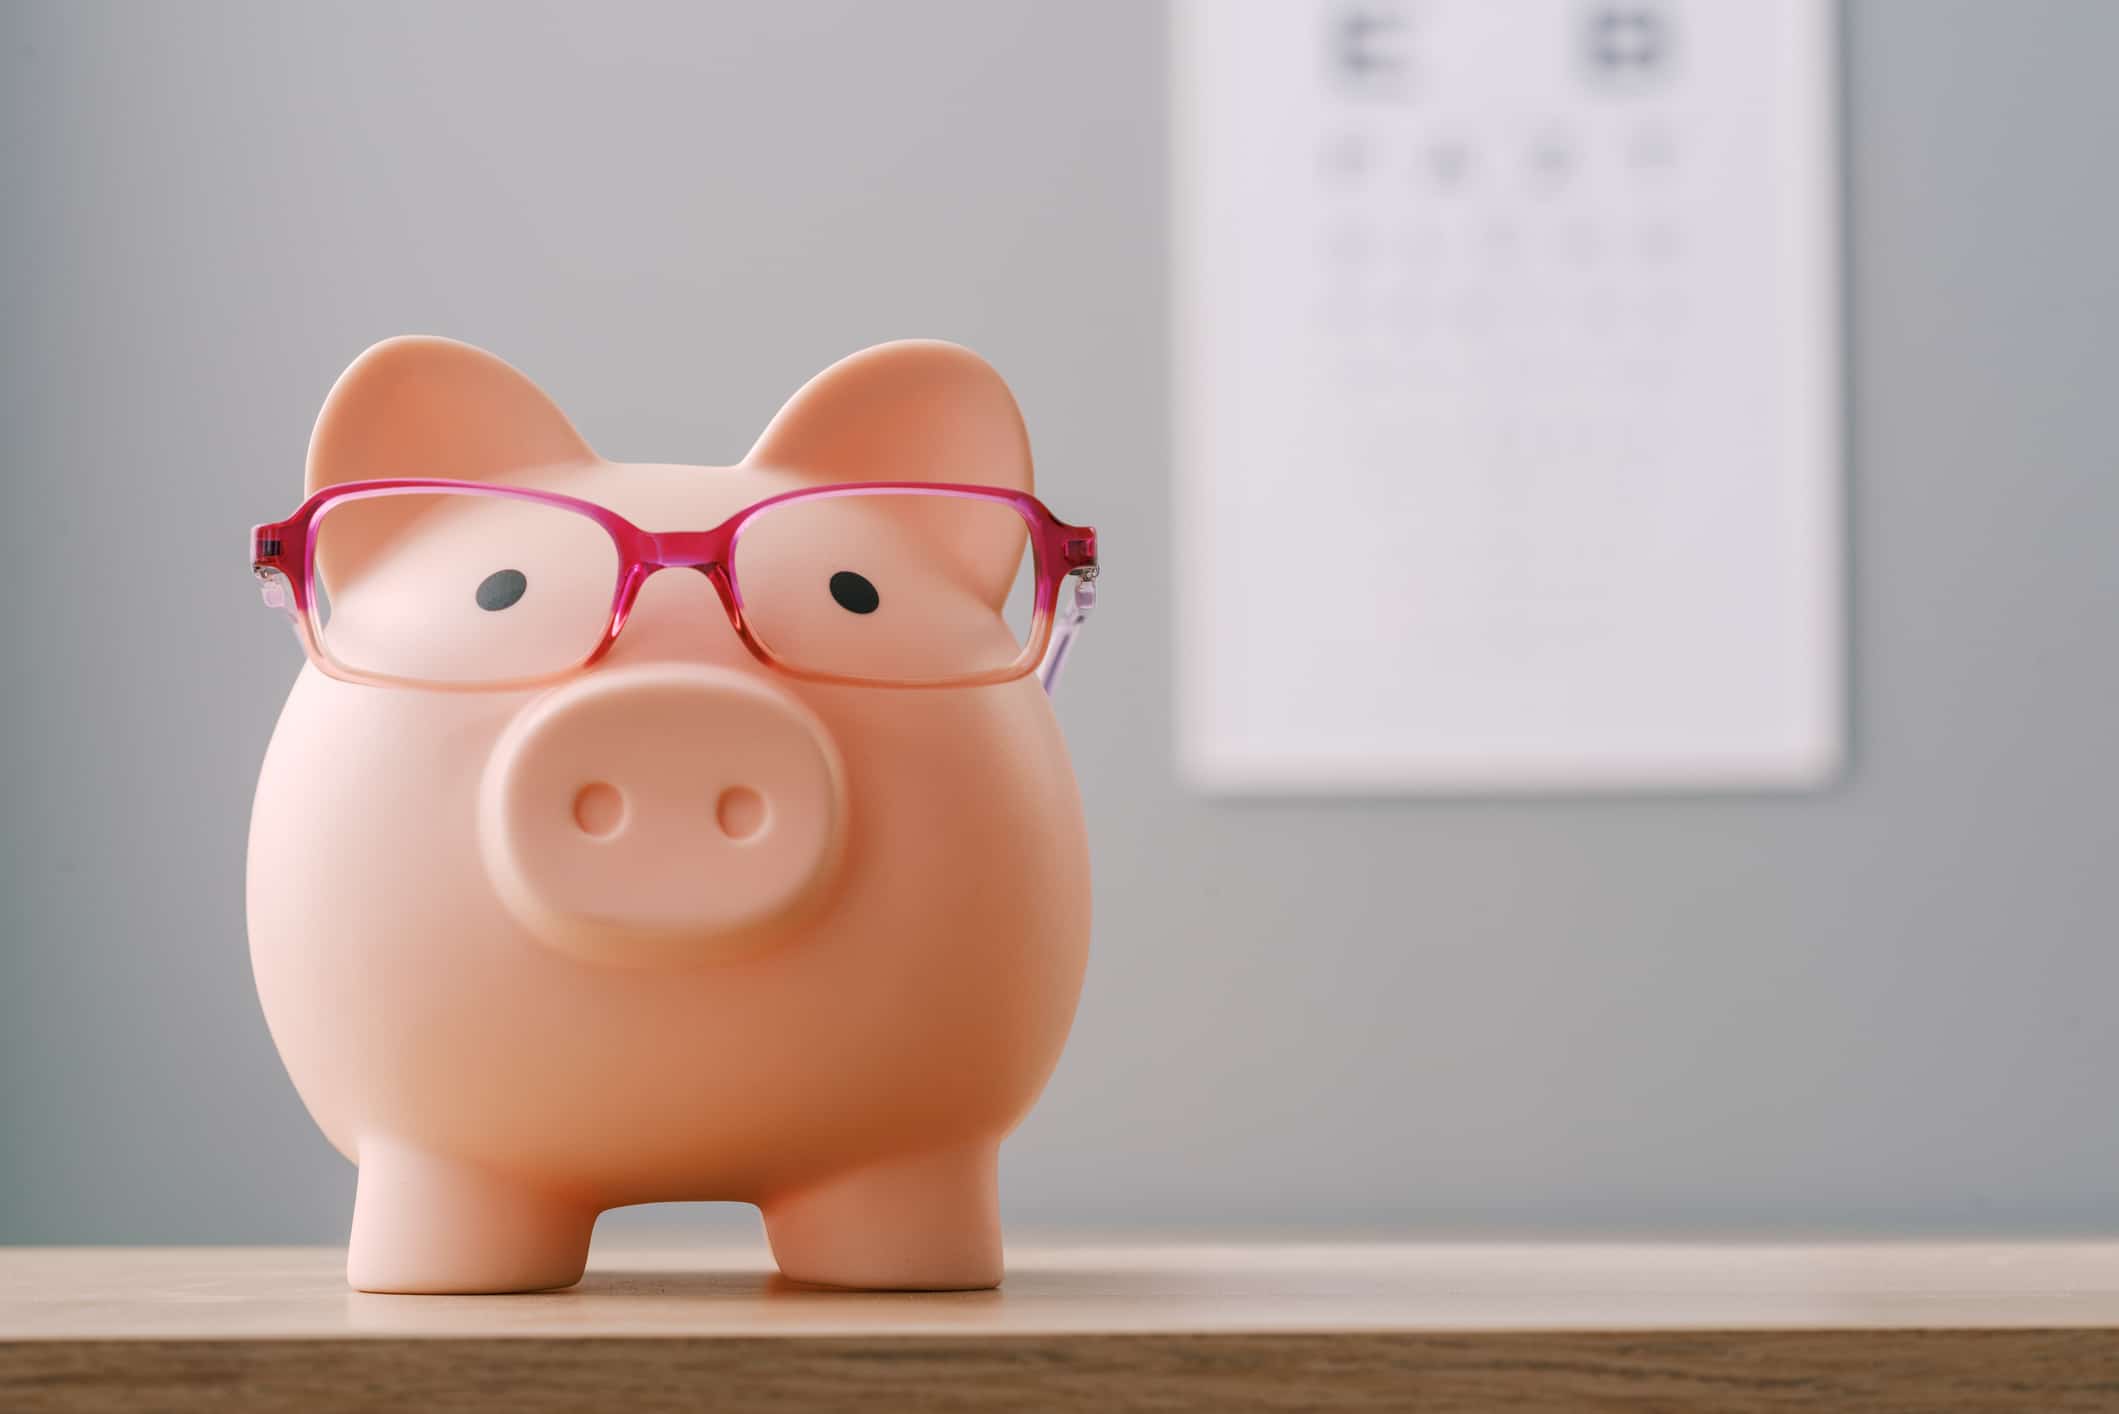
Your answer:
[1174,1,1842,793]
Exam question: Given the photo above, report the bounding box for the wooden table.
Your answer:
[7,1240,2119,1411]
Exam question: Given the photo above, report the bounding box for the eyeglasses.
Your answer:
[250,479,1099,693]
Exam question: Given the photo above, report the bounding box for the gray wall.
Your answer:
[3,0,2115,1245]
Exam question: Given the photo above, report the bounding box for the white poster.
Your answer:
[1174,0,1843,792]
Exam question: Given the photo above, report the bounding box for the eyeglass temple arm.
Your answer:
[1037,568,1097,697]
[251,522,295,608]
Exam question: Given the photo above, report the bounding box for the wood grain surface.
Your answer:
[7,1241,2119,1411]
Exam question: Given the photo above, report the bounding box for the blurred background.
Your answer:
[2,0,2114,1246]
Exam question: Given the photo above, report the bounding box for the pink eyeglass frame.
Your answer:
[250,479,1100,694]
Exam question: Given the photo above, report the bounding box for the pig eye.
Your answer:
[476,569,528,612]
[829,570,880,615]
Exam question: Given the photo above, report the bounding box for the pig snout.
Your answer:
[478,664,845,967]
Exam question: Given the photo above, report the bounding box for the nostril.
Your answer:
[715,785,768,842]
[572,782,627,838]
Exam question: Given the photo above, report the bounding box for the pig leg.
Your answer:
[761,1141,1003,1290]
[346,1140,596,1294]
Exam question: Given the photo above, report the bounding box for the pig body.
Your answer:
[246,339,1091,1293]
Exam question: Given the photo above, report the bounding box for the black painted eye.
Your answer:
[476,569,528,611]
[829,570,880,615]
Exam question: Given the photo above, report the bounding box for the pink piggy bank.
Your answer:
[245,336,1098,1293]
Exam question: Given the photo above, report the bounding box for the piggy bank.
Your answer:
[245,336,1097,1293]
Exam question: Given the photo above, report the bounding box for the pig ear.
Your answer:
[745,341,1033,607]
[305,337,599,592]
[744,341,1033,494]
[306,336,597,497]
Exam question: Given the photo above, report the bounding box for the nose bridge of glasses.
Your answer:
[608,538,741,650]
[647,529,726,570]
